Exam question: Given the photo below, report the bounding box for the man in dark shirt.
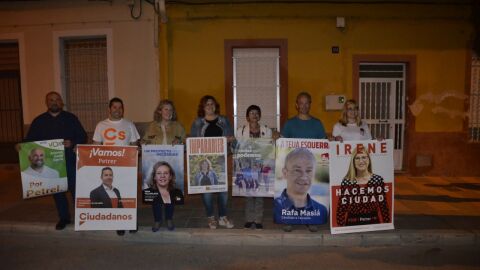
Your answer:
[23,92,87,230]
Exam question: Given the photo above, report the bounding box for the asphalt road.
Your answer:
[1,232,479,270]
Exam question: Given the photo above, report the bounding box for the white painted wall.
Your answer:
[0,1,159,123]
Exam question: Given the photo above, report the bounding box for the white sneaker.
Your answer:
[218,216,234,229]
[208,216,217,229]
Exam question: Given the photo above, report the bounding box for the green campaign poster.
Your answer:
[19,139,67,199]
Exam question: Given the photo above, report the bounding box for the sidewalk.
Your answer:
[1,164,479,246]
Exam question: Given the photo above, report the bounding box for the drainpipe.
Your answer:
[156,0,169,99]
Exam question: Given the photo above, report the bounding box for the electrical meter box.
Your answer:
[325,95,346,111]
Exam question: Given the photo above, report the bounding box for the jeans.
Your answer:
[201,191,228,217]
[152,197,174,222]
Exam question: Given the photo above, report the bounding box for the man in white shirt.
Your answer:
[90,167,123,208]
[93,97,140,146]
[23,148,59,178]
[92,97,138,235]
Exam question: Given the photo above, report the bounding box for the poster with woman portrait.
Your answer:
[329,140,394,234]
[232,138,275,197]
[141,144,184,203]
[274,138,330,225]
[187,137,227,194]
[19,139,67,199]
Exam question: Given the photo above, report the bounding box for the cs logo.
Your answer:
[103,128,125,142]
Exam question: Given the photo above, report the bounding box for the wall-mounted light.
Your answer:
[336,17,346,31]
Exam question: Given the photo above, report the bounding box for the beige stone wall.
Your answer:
[0,0,159,124]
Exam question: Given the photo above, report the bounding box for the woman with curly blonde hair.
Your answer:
[142,99,186,145]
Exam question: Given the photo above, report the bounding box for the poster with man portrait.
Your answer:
[74,145,138,231]
[329,140,394,234]
[19,139,67,199]
[232,138,275,197]
[274,138,330,225]
[187,137,227,194]
[142,144,184,203]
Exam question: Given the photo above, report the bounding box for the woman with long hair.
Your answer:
[190,95,234,229]
[142,99,186,145]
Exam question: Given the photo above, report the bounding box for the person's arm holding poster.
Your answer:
[67,114,87,149]
[211,170,219,185]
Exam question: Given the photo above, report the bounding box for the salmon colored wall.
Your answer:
[0,2,159,123]
[162,3,473,135]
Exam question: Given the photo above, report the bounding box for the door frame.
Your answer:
[0,42,24,163]
[0,33,27,125]
[353,55,416,173]
[224,39,288,129]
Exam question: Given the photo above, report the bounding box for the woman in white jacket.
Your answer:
[236,105,274,230]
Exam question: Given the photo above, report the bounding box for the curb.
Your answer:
[0,221,478,247]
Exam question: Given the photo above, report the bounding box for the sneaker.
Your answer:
[116,230,125,236]
[244,222,254,229]
[55,219,71,230]
[306,225,318,232]
[283,225,293,232]
[208,216,217,229]
[167,220,175,231]
[152,222,161,232]
[218,216,234,229]
[254,223,264,230]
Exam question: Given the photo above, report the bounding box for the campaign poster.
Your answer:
[274,138,330,225]
[75,145,138,231]
[232,138,275,197]
[19,139,67,199]
[142,144,184,203]
[329,140,394,234]
[187,137,227,194]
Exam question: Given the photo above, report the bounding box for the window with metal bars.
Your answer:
[60,37,109,137]
[469,55,480,142]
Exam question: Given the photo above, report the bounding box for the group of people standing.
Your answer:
[22,90,377,234]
